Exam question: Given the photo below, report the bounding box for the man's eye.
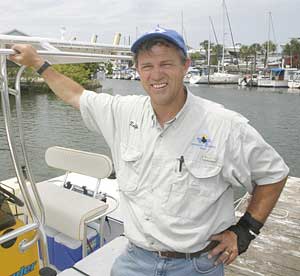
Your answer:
[162,63,172,67]
[142,65,152,70]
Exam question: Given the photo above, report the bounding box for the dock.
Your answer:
[225,176,300,276]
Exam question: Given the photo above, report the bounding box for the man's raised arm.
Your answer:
[9,44,84,109]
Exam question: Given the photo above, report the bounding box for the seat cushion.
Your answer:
[37,183,108,240]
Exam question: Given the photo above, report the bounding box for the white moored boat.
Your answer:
[190,72,240,84]
[183,67,200,83]
[257,68,298,88]
[288,70,300,89]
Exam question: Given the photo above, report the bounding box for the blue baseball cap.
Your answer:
[131,26,187,56]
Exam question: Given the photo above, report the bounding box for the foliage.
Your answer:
[105,62,113,75]
[199,40,222,65]
[261,40,277,54]
[7,63,39,87]
[189,52,201,61]
[53,63,99,85]
[199,40,209,63]
[282,38,300,68]
[261,40,277,67]
[211,44,223,65]
[239,45,250,60]
[249,43,262,55]
[6,62,102,89]
[239,45,251,72]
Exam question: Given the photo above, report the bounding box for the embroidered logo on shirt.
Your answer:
[129,120,139,129]
[192,134,215,150]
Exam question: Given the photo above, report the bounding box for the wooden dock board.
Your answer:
[225,176,300,276]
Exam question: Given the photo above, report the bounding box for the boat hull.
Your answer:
[190,73,240,84]
[257,79,288,88]
[288,81,300,89]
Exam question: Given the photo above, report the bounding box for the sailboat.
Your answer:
[257,12,298,88]
[190,0,240,85]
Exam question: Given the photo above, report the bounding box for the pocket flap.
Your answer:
[185,160,222,178]
[120,143,142,162]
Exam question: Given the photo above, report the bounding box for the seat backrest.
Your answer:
[45,146,112,179]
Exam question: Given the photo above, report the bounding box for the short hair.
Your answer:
[133,38,188,66]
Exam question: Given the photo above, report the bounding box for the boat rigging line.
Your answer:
[223,0,240,70]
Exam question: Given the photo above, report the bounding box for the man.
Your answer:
[9,26,289,276]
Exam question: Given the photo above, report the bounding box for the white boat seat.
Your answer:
[36,183,108,240]
[45,146,113,179]
[34,145,119,259]
[57,236,128,276]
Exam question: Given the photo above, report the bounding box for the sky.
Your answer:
[1,0,300,49]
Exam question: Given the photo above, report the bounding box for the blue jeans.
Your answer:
[111,242,224,276]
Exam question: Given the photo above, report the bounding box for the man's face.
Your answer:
[136,44,190,109]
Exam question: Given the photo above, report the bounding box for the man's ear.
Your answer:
[184,58,191,73]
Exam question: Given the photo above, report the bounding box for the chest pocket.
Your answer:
[162,151,226,221]
[118,143,143,193]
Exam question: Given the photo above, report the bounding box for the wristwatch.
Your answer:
[36,61,51,75]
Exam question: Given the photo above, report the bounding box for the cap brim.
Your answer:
[131,33,186,55]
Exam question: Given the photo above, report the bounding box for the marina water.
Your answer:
[0,80,299,197]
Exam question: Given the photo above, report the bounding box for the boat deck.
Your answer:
[225,176,300,276]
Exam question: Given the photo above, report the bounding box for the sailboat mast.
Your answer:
[224,0,240,70]
[181,11,184,38]
[222,0,225,72]
[209,16,219,45]
[208,17,211,84]
[267,11,271,68]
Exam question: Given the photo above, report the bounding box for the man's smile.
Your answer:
[151,83,168,89]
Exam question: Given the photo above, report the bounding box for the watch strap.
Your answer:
[36,61,51,75]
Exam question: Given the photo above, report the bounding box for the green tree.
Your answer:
[249,43,262,72]
[7,62,101,91]
[239,45,251,73]
[200,40,210,63]
[261,40,277,67]
[189,52,201,61]
[282,38,300,68]
[83,63,99,77]
[105,62,113,75]
[7,63,39,87]
[53,63,99,85]
[211,44,223,66]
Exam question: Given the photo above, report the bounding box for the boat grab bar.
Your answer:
[0,51,49,265]
[0,48,132,61]
[0,222,39,246]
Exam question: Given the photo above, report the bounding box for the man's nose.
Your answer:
[151,66,163,80]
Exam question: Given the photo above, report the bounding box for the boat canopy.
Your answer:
[271,68,284,73]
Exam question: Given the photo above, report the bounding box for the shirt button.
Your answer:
[145,217,150,221]
[159,134,163,138]
[150,242,155,245]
